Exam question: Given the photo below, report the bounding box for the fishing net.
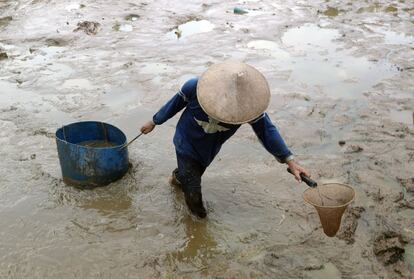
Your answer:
[303,183,355,237]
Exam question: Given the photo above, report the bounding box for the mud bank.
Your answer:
[0,0,413,278]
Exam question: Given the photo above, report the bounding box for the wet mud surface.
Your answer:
[374,231,411,278]
[1,0,414,278]
[336,206,365,244]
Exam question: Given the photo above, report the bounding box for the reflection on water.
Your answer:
[282,24,339,51]
[247,40,290,60]
[101,85,144,111]
[167,20,215,39]
[389,109,413,125]
[382,30,414,45]
[0,80,74,126]
[247,24,395,98]
[119,24,133,32]
[29,46,65,64]
[369,27,414,45]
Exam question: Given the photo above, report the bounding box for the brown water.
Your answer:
[1,0,414,278]
[79,140,118,148]
[323,7,340,17]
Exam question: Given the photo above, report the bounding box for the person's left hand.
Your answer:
[287,160,310,183]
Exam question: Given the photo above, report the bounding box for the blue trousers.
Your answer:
[175,152,206,193]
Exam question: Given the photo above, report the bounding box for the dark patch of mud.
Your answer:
[178,14,201,24]
[0,16,12,28]
[0,52,8,60]
[1,105,18,113]
[397,177,414,193]
[344,144,364,154]
[125,14,140,21]
[398,199,414,209]
[374,231,411,278]
[336,206,365,244]
[385,5,398,13]
[73,21,101,35]
[374,232,405,265]
[321,7,340,17]
[45,38,70,47]
[393,191,405,203]
[112,22,121,31]
[32,128,55,138]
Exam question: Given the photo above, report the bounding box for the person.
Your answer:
[140,62,310,218]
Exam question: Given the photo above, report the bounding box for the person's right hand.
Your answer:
[140,120,156,134]
[287,160,310,183]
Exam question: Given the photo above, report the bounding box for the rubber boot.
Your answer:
[169,168,182,189]
[169,169,207,218]
[184,190,207,218]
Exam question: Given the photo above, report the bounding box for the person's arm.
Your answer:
[141,78,197,134]
[152,92,188,125]
[250,113,310,182]
[140,93,186,134]
[250,113,293,162]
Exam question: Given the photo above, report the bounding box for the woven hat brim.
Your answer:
[197,62,270,124]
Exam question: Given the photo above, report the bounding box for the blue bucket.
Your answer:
[55,121,129,188]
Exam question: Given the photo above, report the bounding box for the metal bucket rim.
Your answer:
[55,121,127,150]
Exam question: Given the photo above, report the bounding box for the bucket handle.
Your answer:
[120,133,143,150]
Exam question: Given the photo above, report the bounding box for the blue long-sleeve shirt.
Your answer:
[153,78,293,167]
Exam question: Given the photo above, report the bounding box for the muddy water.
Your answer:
[79,140,118,148]
[247,23,395,98]
[390,109,414,126]
[1,0,414,278]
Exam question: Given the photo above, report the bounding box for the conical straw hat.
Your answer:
[197,62,271,124]
[303,183,355,237]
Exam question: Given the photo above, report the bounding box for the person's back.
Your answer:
[155,77,240,167]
